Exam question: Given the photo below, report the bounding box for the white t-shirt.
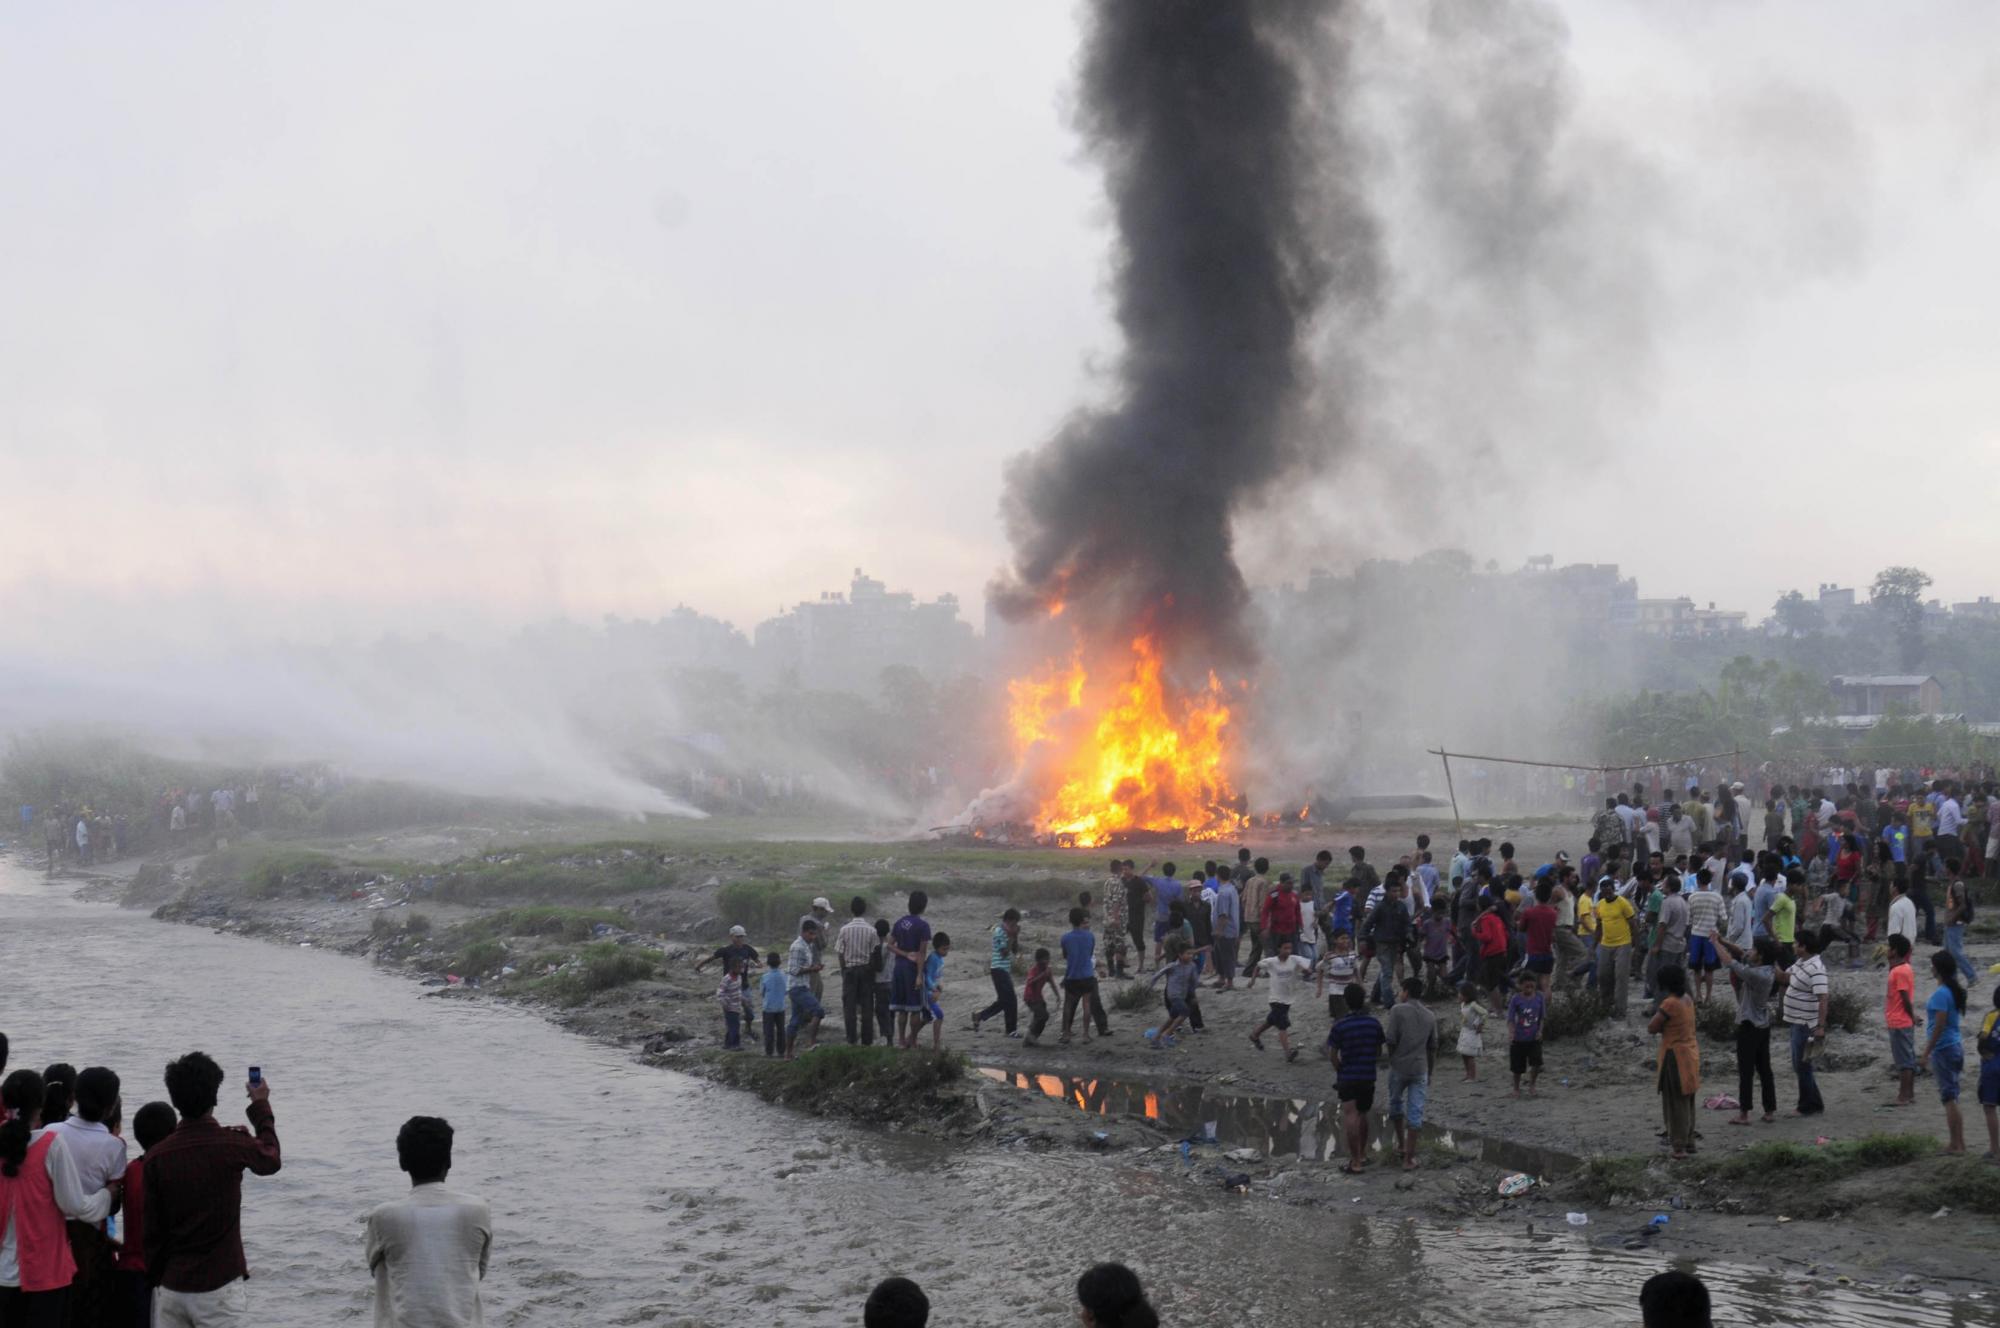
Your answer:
[365,1184,492,1328]
[1259,954,1314,1006]
[1888,895,1918,946]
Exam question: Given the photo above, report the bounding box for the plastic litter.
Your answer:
[1226,1148,1261,1163]
[1649,1214,1670,1227]
[1565,1212,1590,1227]
[1497,1173,1536,1197]
[1703,1094,1741,1111]
[1222,1171,1252,1192]
[1930,1206,1952,1220]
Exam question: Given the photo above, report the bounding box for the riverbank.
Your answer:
[39,817,2000,1296]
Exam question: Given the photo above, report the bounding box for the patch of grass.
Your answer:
[453,905,625,944]
[1703,1132,1932,1183]
[429,842,678,905]
[705,1045,970,1124]
[870,873,1090,908]
[1543,989,1612,1041]
[1907,1163,2000,1216]
[370,912,399,939]
[404,913,432,936]
[719,881,864,939]
[1827,989,1865,1034]
[531,941,656,1004]
[201,845,347,900]
[1112,980,1156,1013]
[454,939,508,976]
[1694,998,1740,1042]
[1568,1154,1653,1204]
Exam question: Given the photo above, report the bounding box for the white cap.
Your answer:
[812,896,832,911]
[729,925,747,937]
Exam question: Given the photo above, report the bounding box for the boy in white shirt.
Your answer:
[1248,940,1314,1063]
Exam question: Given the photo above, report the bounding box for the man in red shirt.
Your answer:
[1472,894,1512,1008]
[143,1053,282,1326]
[117,1100,179,1326]
[1519,880,1562,995]
[1258,874,1303,955]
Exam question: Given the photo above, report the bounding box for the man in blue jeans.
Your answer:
[1381,976,1437,1171]
[1779,928,1830,1115]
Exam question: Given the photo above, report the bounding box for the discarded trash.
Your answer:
[1497,1173,1536,1197]
[1559,1078,1570,1087]
[1222,1171,1251,1192]
[1776,1216,1792,1224]
[1215,1072,1241,1085]
[1814,1136,1832,1146]
[1565,1212,1590,1227]
[1178,1141,1193,1163]
[1226,1148,1261,1163]
[1669,1195,1685,1210]
[1649,1214,1670,1228]
[1703,1094,1741,1111]
[1930,1207,1952,1220]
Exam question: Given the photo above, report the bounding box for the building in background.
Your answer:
[1829,674,1943,717]
[754,568,976,693]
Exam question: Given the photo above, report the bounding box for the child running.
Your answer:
[1455,982,1487,1081]
[1319,932,1358,1020]
[1147,945,1203,1049]
[1249,939,1312,1063]
[1506,971,1547,1097]
[1021,947,1056,1046]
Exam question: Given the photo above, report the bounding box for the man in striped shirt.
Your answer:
[1778,928,1830,1116]
[835,896,879,1046]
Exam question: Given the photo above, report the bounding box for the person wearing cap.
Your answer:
[801,898,835,1001]
[697,926,759,980]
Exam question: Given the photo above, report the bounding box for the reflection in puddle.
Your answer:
[978,1065,1578,1175]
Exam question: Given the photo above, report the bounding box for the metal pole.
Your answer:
[1439,750,1463,842]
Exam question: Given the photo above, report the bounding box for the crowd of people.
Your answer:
[0,1038,488,1328]
[697,776,2000,1176]
[22,786,268,875]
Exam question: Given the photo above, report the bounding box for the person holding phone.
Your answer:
[143,1052,282,1326]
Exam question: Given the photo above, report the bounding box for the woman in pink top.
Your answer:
[0,1069,116,1325]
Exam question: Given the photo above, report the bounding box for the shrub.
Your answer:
[1827,988,1865,1034]
[1543,989,1612,1041]
[369,912,398,939]
[1705,1132,1931,1183]
[457,906,625,944]
[563,942,655,995]
[1908,1164,2000,1216]
[455,940,507,976]
[1569,1154,1653,1204]
[429,843,678,905]
[405,913,432,936]
[1112,980,1156,1013]
[1694,998,1740,1042]
[718,882,862,941]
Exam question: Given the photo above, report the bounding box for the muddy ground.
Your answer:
[40,810,2000,1295]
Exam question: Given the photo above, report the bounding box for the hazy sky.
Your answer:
[4,1,1997,642]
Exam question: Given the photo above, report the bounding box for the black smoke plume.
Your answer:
[989,0,1378,669]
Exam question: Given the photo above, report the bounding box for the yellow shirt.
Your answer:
[1598,895,1636,948]
[1574,892,1596,934]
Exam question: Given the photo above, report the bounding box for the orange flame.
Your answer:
[1005,634,1237,846]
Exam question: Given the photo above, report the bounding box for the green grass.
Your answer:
[1112,980,1156,1013]
[452,905,626,943]
[1568,1154,1653,1203]
[526,941,656,1003]
[429,842,679,904]
[1694,998,1740,1042]
[1702,1133,1932,1183]
[1905,1163,2000,1216]
[199,844,348,899]
[454,939,508,976]
[1543,989,1612,1041]
[704,1045,970,1123]
[1827,989,1865,1034]
[718,881,865,940]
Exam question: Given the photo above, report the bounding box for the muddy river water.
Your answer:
[1,858,1990,1326]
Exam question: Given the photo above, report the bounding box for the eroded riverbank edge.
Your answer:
[33,845,1998,1304]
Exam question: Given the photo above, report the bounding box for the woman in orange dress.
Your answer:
[1649,963,1700,1160]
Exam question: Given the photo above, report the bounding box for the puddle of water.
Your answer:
[978,1064,1578,1175]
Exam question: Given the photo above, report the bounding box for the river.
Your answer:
[0,857,1990,1326]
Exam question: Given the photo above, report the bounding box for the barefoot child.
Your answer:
[1455,982,1486,1081]
[1022,947,1056,1046]
[1148,946,1201,1048]
[1506,971,1546,1097]
[1327,984,1385,1174]
[1886,935,1919,1106]
[918,933,952,1051]
[1420,905,1452,996]
[716,964,744,1051]
[1249,939,1312,1062]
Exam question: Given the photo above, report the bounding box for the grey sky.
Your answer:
[3,1,1997,641]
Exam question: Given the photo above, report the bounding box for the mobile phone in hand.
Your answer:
[248,1066,262,1087]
